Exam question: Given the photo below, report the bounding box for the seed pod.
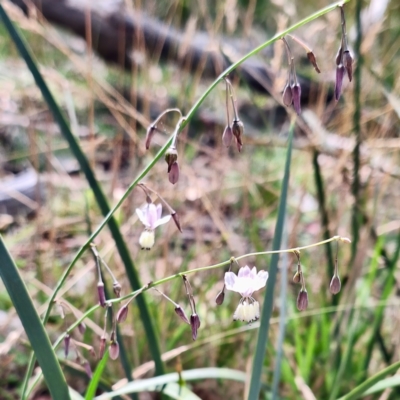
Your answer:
[165,146,178,172]
[116,304,129,323]
[215,289,225,306]
[330,275,341,295]
[282,84,293,107]
[297,289,308,311]
[190,313,201,341]
[222,125,233,147]
[291,83,302,115]
[307,51,321,73]
[168,161,180,184]
[174,306,190,324]
[342,50,353,82]
[97,282,106,307]
[232,119,244,149]
[335,65,345,101]
[145,125,156,150]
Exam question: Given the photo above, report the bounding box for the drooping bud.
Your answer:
[215,289,225,305]
[330,275,341,295]
[222,125,233,147]
[64,334,70,357]
[190,313,201,341]
[171,212,182,232]
[282,84,293,107]
[97,282,106,307]
[165,146,178,172]
[174,306,190,324]
[168,161,180,184]
[335,45,343,66]
[78,322,86,335]
[232,119,244,151]
[342,50,353,82]
[82,361,93,378]
[291,83,302,115]
[139,229,155,250]
[340,237,351,244]
[335,65,345,101]
[145,125,156,150]
[113,281,122,298]
[99,335,107,360]
[116,304,129,323]
[297,289,308,311]
[292,271,301,284]
[109,340,120,360]
[307,51,321,73]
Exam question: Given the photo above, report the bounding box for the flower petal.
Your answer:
[224,272,238,291]
[156,203,162,220]
[136,208,150,228]
[251,270,269,292]
[147,204,158,229]
[153,214,171,228]
[238,266,251,278]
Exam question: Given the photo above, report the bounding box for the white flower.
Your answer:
[224,265,268,323]
[135,203,171,249]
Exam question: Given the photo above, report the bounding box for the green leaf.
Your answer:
[85,351,110,400]
[94,368,246,399]
[0,236,70,400]
[163,383,202,400]
[248,121,294,399]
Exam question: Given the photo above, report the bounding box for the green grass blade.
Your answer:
[0,2,164,388]
[94,368,246,399]
[162,383,202,400]
[85,351,110,400]
[0,236,70,400]
[248,120,294,400]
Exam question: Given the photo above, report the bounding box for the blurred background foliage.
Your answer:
[0,0,399,399]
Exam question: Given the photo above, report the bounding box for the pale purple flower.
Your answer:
[136,203,171,249]
[224,265,268,323]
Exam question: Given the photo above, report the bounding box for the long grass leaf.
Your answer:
[0,236,70,400]
[85,351,110,400]
[248,120,294,399]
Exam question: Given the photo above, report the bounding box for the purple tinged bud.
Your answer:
[97,282,106,307]
[171,212,182,232]
[215,290,225,305]
[82,361,93,378]
[335,46,343,66]
[330,275,341,295]
[343,50,353,82]
[113,281,122,298]
[64,334,70,357]
[222,125,233,147]
[109,341,120,360]
[291,84,302,115]
[145,125,156,150]
[116,304,129,323]
[165,146,178,172]
[282,84,293,107]
[232,119,244,148]
[335,65,345,101]
[190,313,201,341]
[174,306,190,324]
[168,161,180,184]
[78,322,86,335]
[307,51,321,73]
[99,336,107,360]
[297,289,308,311]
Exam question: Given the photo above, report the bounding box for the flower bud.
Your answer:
[335,46,343,66]
[171,212,182,232]
[165,146,178,173]
[99,335,107,360]
[232,119,244,150]
[64,334,70,357]
[291,83,302,115]
[174,306,190,324]
[215,289,225,305]
[139,229,155,250]
[82,361,93,378]
[97,282,106,307]
[335,65,345,101]
[110,340,120,360]
[297,289,308,311]
[190,313,201,341]
[168,161,180,184]
[330,275,341,295]
[343,50,353,82]
[282,84,293,107]
[145,125,156,150]
[113,281,122,298]
[307,51,321,73]
[116,304,129,323]
[222,125,233,147]
[78,322,86,335]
